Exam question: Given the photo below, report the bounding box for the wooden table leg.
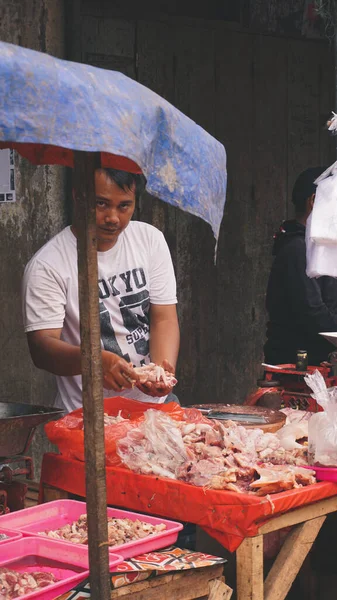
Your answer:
[236,535,263,600]
[42,484,70,503]
[264,515,325,600]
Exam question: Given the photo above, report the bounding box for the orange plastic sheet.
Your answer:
[45,398,210,466]
[40,452,337,552]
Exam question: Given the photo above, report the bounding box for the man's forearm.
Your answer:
[149,319,180,370]
[28,335,83,376]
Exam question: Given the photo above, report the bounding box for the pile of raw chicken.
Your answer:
[116,408,315,495]
[0,568,57,599]
[39,514,166,547]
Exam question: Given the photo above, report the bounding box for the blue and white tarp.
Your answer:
[0,41,227,241]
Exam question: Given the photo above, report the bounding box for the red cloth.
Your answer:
[0,142,143,173]
[39,452,337,552]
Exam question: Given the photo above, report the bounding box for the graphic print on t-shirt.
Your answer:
[98,267,150,363]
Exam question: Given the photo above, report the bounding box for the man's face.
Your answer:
[95,170,136,251]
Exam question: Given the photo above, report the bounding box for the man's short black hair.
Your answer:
[101,168,147,201]
[292,166,327,214]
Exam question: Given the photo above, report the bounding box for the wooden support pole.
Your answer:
[264,516,325,600]
[236,535,263,600]
[73,150,110,600]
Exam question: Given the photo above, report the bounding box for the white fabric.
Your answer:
[306,213,337,278]
[310,174,337,245]
[22,222,177,413]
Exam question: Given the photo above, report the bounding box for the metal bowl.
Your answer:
[0,401,64,458]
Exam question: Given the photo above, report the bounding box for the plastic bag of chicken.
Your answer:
[305,370,337,466]
[117,409,188,478]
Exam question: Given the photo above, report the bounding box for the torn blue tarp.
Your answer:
[0,41,226,241]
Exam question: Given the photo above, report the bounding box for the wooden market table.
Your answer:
[40,453,337,600]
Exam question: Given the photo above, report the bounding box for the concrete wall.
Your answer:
[0,0,67,478]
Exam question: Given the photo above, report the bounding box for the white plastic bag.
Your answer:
[305,370,337,466]
[306,213,337,279]
[310,173,337,245]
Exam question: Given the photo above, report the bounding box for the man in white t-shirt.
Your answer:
[22,168,180,413]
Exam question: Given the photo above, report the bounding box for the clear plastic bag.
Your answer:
[117,409,188,479]
[305,370,337,466]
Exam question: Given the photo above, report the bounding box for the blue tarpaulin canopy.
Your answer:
[0,41,226,241]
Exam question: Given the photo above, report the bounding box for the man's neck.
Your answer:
[295,214,307,226]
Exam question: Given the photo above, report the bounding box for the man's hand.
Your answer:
[102,351,139,392]
[136,359,175,398]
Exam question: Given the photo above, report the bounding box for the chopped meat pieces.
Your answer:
[0,568,57,599]
[39,515,166,547]
[0,535,9,541]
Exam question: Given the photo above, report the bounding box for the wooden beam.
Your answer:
[264,516,325,600]
[109,565,224,599]
[73,150,110,600]
[208,578,233,600]
[258,496,337,534]
[236,535,263,600]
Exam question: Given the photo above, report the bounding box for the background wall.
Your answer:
[0,0,67,475]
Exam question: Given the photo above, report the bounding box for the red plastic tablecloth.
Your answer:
[40,452,337,552]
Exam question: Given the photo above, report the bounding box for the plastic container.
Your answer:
[0,536,122,599]
[0,527,22,545]
[302,464,337,483]
[0,499,183,559]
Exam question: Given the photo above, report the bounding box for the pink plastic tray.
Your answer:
[0,499,183,559]
[0,536,122,599]
[0,527,22,545]
[303,465,337,482]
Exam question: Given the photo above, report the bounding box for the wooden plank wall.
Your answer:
[78,9,334,405]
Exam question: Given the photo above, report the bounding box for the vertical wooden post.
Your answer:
[236,535,264,600]
[73,150,110,600]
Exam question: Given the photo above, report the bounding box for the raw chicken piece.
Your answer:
[250,465,315,496]
[208,467,255,493]
[133,363,177,388]
[104,411,126,426]
[277,422,308,450]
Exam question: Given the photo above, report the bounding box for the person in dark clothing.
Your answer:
[264,166,337,366]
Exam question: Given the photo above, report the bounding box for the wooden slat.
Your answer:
[215,29,255,404]
[317,42,335,166]
[258,496,337,534]
[109,565,224,599]
[236,535,263,600]
[286,38,321,217]
[172,22,217,405]
[264,516,325,600]
[250,33,288,375]
[73,151,110,600]
[208,578,233,600]
[81,15,136,77]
